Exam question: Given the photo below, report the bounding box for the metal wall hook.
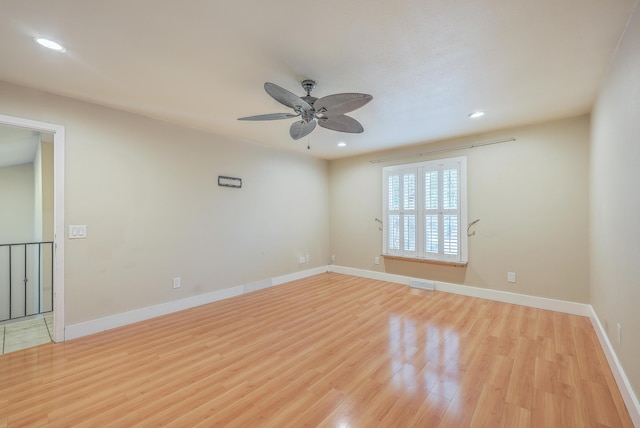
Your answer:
[375,218,383,231]
[467,219,480,237]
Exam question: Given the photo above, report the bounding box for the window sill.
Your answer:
[382,255,468,268]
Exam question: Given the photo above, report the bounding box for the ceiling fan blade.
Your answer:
[314,93,372,116]
[238,113,299,121]
[290,120,317,140]
[264,82,311,111]
[317,115,364,133]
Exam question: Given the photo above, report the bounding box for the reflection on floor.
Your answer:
[0,313,53,355]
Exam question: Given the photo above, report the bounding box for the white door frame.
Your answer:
[0,113,65,342]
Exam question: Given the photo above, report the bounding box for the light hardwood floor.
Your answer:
[0,273,633,427]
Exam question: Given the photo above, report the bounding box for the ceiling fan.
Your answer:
[238,80,372,140]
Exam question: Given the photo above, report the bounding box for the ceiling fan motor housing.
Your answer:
[300,80,318,122]
[301,79,317,95]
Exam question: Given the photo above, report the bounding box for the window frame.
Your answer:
[382,156,468,264]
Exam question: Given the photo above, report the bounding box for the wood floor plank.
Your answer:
[582,379,628,427]
[506,337,537,409]
[573,324,609,386]
[0,273,633,426]
[554,312,578,357]
[592,339,637,427]
[438,384,484,428]
[469,382,507,428]
[500,402,531,428]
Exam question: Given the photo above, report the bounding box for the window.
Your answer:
[382,156,467,263]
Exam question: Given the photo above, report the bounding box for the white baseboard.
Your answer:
[328,265,590,316]
[328,265,413,286]
[272,266,328,286]
[65,266,328,340]
[66,264,590,340]
[63,262,605,337]
[64,263,638,424]
[588,307,640,426]
[434,280,591,316]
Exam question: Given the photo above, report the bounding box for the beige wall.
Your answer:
[0,162,34,244]
[33,140,54,242]
[0,81,330,325]
[32,140,55,312]
[41,141,54,241]
[330,115,590,303]
[33,141,43,242]
[591,5,640,399]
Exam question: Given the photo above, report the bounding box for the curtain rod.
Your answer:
[369,137,517,164]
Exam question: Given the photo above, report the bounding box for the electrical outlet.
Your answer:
[507,272,516,283]
[173,277,181,289]
[617,323,622,344]
[374,256,380,265]
[299,256,306,264]
[330,255,336,263]
[305,254,310,263]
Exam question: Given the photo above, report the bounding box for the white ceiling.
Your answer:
[0,0,636,159]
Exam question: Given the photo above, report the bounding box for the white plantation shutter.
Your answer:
[403,173,416,252]
[387,175,400,250]
[384,169,418,257]
[438,164,461,260]
[383,157,467,263]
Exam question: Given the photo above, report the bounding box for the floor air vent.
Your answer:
[409,279,435,291]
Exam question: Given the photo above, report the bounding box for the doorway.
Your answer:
[0,114,65,344]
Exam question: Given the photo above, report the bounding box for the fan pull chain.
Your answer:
[307,134,311,150]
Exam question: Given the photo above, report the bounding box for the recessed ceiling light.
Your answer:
[337,142,347,147]
[469,111,485,119]
[34,38,66,52]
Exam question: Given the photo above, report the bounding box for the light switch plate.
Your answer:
[69,225,87,239]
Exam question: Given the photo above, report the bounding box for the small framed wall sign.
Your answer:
[218,175,242,188]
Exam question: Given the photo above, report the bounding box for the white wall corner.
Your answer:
[587,306,640,427]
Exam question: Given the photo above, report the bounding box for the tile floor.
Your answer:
[0,312,53,355]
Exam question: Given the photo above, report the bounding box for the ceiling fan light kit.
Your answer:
[238,80,372,141]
